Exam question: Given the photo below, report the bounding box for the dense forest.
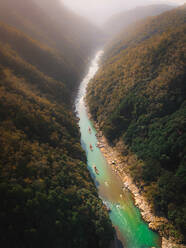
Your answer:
[87,5,186,243]
[104,4,173,37]
[0,0,114,247]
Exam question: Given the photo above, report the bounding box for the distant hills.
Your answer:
[1,0,186,246]
[0,0,103,81]
[104,4,174,37]
[87,5,186,243]
[0,0,114,247]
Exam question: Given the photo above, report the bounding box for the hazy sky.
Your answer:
[62,0,185,25]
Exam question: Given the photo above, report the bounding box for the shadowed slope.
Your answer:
[0,1,114,247]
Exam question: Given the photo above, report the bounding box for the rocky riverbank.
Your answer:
[92,120,186,248]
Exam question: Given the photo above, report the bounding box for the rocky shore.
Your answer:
[93,121,186,248]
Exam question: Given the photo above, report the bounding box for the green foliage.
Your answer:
[87,5,186,242]
[0,1,114,247]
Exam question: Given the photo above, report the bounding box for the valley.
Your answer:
[0,1,185,247]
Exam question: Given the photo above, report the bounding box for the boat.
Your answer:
[90,144,93,151]
[88,127,91,134]
[93,165,99,175]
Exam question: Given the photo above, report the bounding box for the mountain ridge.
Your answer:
[87,5,186,243]
[0,1,114,247]
[104,4,174,37]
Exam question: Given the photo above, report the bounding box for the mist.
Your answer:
[62,0,185,25]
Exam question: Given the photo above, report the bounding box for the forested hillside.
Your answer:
[0,0,114,247]
[104,4,173,37]
[0,0,103,83]
[87,5,186,242]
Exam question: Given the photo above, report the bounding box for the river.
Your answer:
[75,50,160,248]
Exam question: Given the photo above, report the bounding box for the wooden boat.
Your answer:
[93,165,99,175]
[88,127,91,134]
[90,144,93,151]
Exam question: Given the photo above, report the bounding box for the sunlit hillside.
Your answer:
[87,5,186,242]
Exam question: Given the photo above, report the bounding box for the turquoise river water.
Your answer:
[75,51,160,248]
